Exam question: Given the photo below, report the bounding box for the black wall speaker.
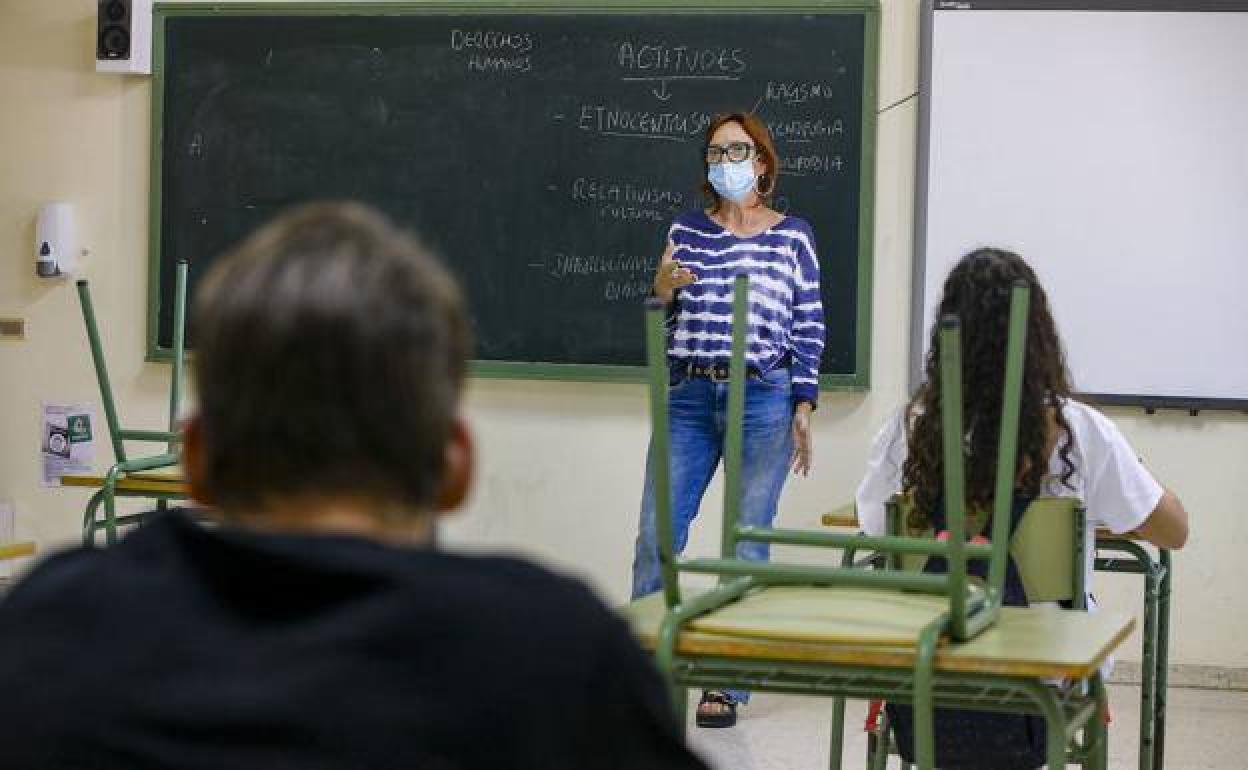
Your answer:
[97,0,131,61]
[96,0,150,74]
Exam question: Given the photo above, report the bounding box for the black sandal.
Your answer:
[695,690,738,728]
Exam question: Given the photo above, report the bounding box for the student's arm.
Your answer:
[1080,407,1189,550]
[788,222,825,411]
[1134,488,1189,550]
[855,408,909,535]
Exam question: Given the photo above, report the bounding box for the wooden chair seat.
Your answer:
[622,590,1134,680]
[690,585,963,647]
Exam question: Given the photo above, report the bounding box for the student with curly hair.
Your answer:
[856,247,1188,769]
[861,246,1186,578]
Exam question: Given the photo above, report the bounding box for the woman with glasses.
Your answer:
[630,112,826,728]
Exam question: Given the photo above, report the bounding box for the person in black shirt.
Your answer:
[0,203,708,770]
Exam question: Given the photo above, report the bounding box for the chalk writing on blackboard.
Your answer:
[526,251,657,303]
[155,10,872,379]
[780,154,845,176]
[617,40,747,100]
[577,104,713,142]
[768,118,845,143]
[764,81,844,105]
[542,252,660,280]
[450,27,535,73]
[616,42,747,75]
[569,176,685,221]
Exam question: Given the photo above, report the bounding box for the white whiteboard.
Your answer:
[916,3,1248,407]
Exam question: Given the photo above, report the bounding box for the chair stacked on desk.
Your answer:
[822,493,1174,768]
[620,274,1131,769]
[70,261,190,545]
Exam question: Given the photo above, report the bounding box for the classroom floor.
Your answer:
[685,685,1248,769]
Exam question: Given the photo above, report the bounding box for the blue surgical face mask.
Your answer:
[707,161,757,202]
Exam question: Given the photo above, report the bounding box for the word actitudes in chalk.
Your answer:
[617,42,746,76]
[768,118,845,143]
[578,105,713,140]
[764,81,841,105]
[780,154,846,175]
[450,29,534,73]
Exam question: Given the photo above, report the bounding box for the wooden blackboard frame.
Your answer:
[147,0,879,390]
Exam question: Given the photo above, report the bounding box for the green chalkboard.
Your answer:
[149,1,878,388]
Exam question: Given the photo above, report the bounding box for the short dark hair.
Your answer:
[191,202,471,514]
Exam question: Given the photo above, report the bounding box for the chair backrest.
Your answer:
[642,275,1034,642]
[888,495,1084,604]
[76,260,189,464]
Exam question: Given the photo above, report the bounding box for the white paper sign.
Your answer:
[41,403,96,486]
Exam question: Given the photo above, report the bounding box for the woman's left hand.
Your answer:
[791,403,814,476]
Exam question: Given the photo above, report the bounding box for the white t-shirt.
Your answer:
[855,398,1164,604]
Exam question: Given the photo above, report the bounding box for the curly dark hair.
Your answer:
[902,248,1077,530]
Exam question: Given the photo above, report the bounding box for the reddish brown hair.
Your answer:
[701,112,779,212]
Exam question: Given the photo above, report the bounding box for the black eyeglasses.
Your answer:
[704,142,756,164]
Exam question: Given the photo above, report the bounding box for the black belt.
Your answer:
[685,362,765,382]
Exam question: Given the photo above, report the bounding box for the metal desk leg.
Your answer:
[827,696,845,770]
[827,543,862,770]
[673,686,689,737]
[1154,549,1172,770]
[1090,672,1111,770]
[870,709,892,770]
[1140,560,1160,770]
[1098,540,1162,770]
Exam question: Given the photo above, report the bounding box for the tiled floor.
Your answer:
[685,685,1248,769]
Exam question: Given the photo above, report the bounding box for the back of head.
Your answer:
[190,202,471,517]
[904,248,1075,525]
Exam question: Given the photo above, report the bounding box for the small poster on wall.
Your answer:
[41,403,95,486]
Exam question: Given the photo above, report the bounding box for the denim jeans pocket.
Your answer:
[749,368,791,392]
[668,363,691,389]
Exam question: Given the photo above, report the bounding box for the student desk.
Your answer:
[623,589,1133,769]
[821,505,1172,770]
[59,473,189,544]
[0,542,36,562]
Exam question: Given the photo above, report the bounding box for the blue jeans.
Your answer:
[630,366,796,704]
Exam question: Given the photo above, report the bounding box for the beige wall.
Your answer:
[2,0,1244,668]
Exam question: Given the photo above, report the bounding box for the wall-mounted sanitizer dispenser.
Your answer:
[35,202,76,278]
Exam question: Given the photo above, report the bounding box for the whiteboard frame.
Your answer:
[913,0,1248,412]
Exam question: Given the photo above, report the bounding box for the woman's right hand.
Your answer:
[653,242,697,303]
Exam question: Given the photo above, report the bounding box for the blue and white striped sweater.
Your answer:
[666,210,826,407]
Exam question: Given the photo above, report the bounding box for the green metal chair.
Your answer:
[620,275,1125,769]
[76,261,190,545]
[854,495,1092,769]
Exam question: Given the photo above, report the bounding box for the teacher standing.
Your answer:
[630,112,826,728]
